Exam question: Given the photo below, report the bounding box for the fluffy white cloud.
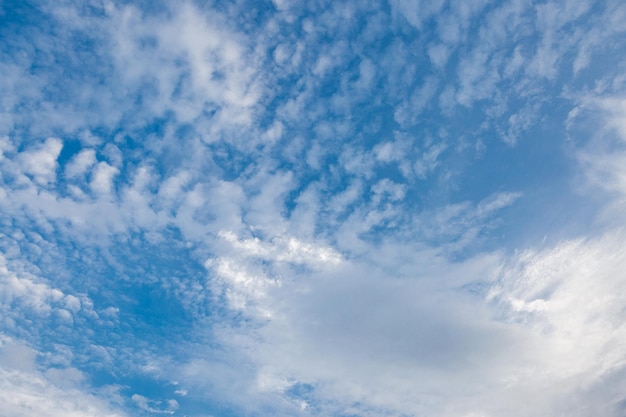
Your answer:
[17,138,63,186]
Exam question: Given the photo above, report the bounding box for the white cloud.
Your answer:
[131,393,178,415]
[206,256,279,314]
[394,76,438,127]
[597,97,626,143]
[203,223,626,417]
[570,96,626,223]
[486,231,626,415]
[243,170,294,234]
[219,230,342,267]
[355,58,376,91]
[107,2,263,132]
[207,231,342,316]
[0,336,126,417]
[189,87,626,412]
[90,161,119,197]
[18,138,63,185]
[428,43,450,68]
[414,142,447,179]
[2,2,626,417]
[65,149,96,179]
[0,136,15,161]
[0,254,68,318]
[391,0,446,30]
[213,247,501,416]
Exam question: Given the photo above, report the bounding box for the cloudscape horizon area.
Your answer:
[1,1,626,416]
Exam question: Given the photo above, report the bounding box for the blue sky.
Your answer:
[1,0,626,416]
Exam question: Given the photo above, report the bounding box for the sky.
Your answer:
[1,0,626,416]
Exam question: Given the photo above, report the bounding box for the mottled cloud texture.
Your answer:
[1,1,626,416]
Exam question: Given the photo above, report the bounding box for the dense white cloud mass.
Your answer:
[1,0,626,416]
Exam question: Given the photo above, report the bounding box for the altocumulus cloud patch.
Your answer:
[1,0,626,416]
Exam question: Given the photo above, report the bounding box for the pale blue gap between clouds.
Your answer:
[1,0,626,416]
